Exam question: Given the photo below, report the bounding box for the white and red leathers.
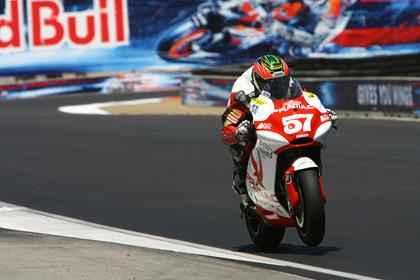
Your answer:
[220,67,257,193]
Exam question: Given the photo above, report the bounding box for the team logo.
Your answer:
[256,142,273,159]
[273,100,314,114]
[256,123,272,130]
[273,71,284,77]
[285,172,292,184]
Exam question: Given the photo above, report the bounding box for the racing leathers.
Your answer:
[220,67,257,195]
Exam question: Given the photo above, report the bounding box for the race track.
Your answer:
[0,92,419,280]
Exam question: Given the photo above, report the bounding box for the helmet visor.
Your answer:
[260,76,291,100]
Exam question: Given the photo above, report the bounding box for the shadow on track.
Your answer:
[236,243,341,256]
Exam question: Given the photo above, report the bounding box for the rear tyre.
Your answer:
[244,208,285,248]
[294,169,325,246]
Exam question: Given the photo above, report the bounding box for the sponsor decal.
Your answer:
[256,142,273,159]
[252,98,267,106]
[306,92,318,99]
[273,70,284,76]
[296,133,309,138]
[231,108,242,118]
[0,0,130,52]
[223,119,232,126]
[256,122,272,130]
[320,114,330,122]
[273,100,314,114]
[297,159,313,168]
[357,83,413,107]
[251,104,259,114]
[226,114,238,124]
[285,172,292,184]
[226,108,243,124]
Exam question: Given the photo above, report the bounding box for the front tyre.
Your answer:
[294,169,325,246]
[244,208,285,248]
[157,28,208,60]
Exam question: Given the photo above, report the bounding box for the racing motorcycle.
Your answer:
[157,0,419,61]
[238,90,333,247]
[156,1,278,62]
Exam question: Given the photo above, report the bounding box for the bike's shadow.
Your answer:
[236,243,341,256]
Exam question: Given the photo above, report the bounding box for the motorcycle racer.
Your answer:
[191,0,267,52]
[270,0,357,53]
[220,54,337,198]
[189,0,355,56]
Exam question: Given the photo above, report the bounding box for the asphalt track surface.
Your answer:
[0,91,419,280]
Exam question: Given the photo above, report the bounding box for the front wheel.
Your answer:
[244,208,285,248]
[294,169,325,246]
[157,28,208,60]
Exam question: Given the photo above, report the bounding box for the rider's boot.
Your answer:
[232,166,246,195]
[232,161,253,209]
[229,141,255,209]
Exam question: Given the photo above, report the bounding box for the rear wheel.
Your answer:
[244,208,285,248]
[294,169,325,246]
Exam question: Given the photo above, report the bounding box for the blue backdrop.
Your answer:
[0,0,419,75]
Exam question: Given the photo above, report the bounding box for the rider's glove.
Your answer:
[191,9,209,27]
[326,108,338,127]
[236,120,254,141]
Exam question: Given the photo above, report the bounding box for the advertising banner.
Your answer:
[0,0,419,75]
[181,76,420,116]
[0,72,181,100]
[302,79,419,115]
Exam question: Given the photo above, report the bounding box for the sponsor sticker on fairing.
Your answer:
[256,123,272,130]
[296,133,309,138]
[256,142,273,159]
[272,100,314,114]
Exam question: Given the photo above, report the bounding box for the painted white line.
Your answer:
[0,202,381,280]
[58,97,420,123]
[58,98,164,115]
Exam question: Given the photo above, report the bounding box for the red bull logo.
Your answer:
[0,0,130,52]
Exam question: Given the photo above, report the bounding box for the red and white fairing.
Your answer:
[246,91,331,221]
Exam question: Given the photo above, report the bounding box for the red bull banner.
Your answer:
[0,0,129,51]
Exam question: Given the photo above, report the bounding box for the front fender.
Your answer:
[285,157,319,209]
[292,157,318,171]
